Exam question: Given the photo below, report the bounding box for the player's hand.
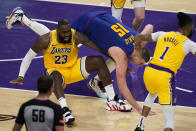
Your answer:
[137,108,156,116]
[148,110,156,116]
[10,76,24,85]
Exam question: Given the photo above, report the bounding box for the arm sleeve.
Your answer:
[54,105,64,126]
[18,48,37,77]
[183,39,196,55]
[15,104,25,125]
[151,31,166,42]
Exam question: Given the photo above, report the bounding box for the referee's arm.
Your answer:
[12,104,25,131]
[12,123,23,131]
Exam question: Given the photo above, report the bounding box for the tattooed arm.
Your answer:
[134,34,153,48]
[134,31,166,48]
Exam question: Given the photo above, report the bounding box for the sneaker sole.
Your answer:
[66,118,75,125]
[6,7,22,29]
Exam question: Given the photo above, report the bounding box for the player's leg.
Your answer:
[111,0,126,21]
[85,56,132,111]
[162,106,175,131]
[6,7,50,36]
[135,93,157,131]
[159,73,176,131]
[88,58,116,98]
[48,70,75,125]
[131,0,146,31]
[135,66,158,131]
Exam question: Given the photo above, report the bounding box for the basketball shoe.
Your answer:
[106,95,132,112]
[134,125,144,131]
[6,7,24,29]
[88,78,108,99]
[62,107,75,125]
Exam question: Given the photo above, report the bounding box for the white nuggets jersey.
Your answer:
[43,29,78,69]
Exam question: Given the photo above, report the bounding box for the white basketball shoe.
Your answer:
[88,78,108,99]
[106,95,132,112]
[6,7,24,29]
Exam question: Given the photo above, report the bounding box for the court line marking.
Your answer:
[1,87,195,109]
[176,87,193,93]
[36,0,196,14]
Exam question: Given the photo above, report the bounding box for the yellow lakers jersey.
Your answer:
[150,31,188,74]
[43,29,78,69]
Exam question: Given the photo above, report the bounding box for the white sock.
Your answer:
[111,5,123,22]
[58,97,68,108]
[162,106,175,130]
[105,84,115,100]
[94,58,116,80]
[22,15,50,36]
[138,116,146,128]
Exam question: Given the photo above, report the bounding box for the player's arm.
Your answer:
[108,47,142,114]
[134,34,153,49]
[10,33,50,85]
[183,39,196,56]
[134,31,166,48]
[75,31,105,54]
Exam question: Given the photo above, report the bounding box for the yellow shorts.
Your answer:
[143,66,176,106]
[47,58,88,88]
[111,0,145,8]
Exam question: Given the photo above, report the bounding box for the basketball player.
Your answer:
[7,8,132,125]
[71,11,155,115]
[6,8,154,115]
[134,12,195,131]
[12,75,64,131]
[111,0,146,31]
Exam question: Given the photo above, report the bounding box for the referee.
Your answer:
[12,75,64,131]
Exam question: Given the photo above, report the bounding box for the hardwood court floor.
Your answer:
[1,88,196,131]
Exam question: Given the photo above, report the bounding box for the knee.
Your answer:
[135,15,145,23]
[50,71,63,83]
[92,56,105,65]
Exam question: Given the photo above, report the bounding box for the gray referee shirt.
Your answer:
[15,99,64,131]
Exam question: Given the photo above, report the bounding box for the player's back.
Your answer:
[21,99,62,131]
[72,11,137,55]
[150,31,188,74]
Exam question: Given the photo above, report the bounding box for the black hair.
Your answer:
[37,75,53,93]
[57,19,70,28]
[140,47,151,62]
[177,12,194,29]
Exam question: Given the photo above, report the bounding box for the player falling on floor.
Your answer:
[7,7,132,125]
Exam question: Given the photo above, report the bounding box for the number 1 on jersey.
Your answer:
[159,46,170,60]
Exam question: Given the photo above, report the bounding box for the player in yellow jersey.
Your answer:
[8,8,134,125]
[111,0,146,31]
[134,12,195,131]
